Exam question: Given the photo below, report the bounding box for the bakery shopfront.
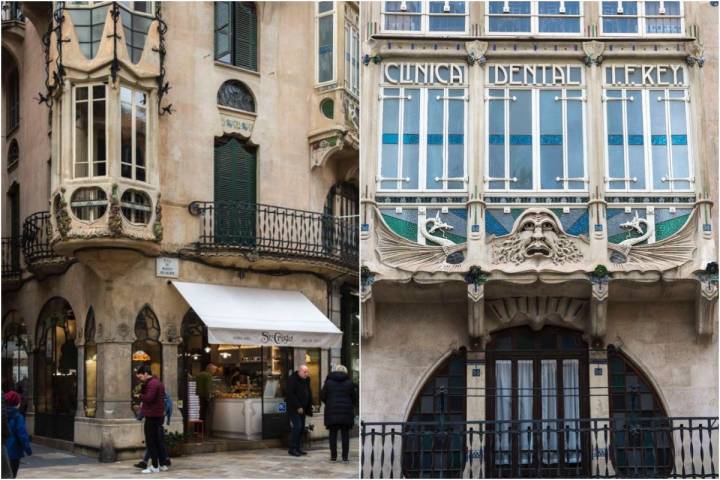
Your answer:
[172,282,342,441]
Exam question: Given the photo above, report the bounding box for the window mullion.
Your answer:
[419,88,427,190]
[443,88,448,190]
[398,87,405,190]
[621,89,630,191]
[642,90,652,192]
[562,90,568,191]
[664,88,674,192]
[89,87,95,179]
[504,89,510,191]
[532,88,539,191]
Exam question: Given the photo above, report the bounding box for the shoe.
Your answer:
[299,449,308,455]
[288,449,302,457]
[342,459,350,463]
[141,466,160,473]
[134,461,148,469]
[165,459,171,467]
[160,465,169,472]
[330,457,337,462]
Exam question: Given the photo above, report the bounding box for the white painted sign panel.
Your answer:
[156,257,179,278]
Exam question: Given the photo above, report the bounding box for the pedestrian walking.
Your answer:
[134,389,173,471]
[320,365,357,462]
[2,397,13,479]
[3,392,31,478]
[285,365,313,457]
[136,365,166,474]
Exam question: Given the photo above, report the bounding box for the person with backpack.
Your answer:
[134,387,173,471]
[136,365,166,474]
[3,391,31,478]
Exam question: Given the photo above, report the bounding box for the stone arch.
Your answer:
[217,79,255,112]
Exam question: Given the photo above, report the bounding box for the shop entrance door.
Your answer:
[261,347,293,439]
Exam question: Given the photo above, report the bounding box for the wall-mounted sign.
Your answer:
[220,113,254,138]
[605,64,685,86]
[487,64,583,86]
[156,257,179,278]
[383,63,465,85]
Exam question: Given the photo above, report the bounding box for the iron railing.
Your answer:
[362,417,719,478]
[22,211,58,265]
[1,2,23,22]
[2,236,21,279]
[189,201,358,269]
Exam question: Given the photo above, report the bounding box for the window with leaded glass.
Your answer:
[603,64,691,192]
[214,2,258,71]
[382,1,468,34]
[119,4,153,63]
[487,1,583,34]
[74,84,107,178]
[486,65,586,192]
[601,1,683,36]
[217,80,256,112]
[120,86,147,181]
[66,4,109,59]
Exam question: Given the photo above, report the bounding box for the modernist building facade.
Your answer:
[359,1,718,478]
[1,0,359,459]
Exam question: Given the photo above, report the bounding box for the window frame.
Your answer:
[120,189,152,225]
[485,1,584,37]
[72,83,108,179]
[484,83,588,193]
[599,1,685,37]
[377,85,469,193]
[120,85,149,182]
[344,18,360,97]
[381,1,470,36]
[6,67,20,133]
[602,70,692,193]
[70,187,108,222]
[316,1,337,86]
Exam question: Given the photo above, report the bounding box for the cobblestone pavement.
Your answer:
[16,440,359,479]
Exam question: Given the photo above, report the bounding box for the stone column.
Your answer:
[76,344,85,417]
[161,339,184,432]
[589,348,614,476]
[465,349,485,478]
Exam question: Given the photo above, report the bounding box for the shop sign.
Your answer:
[156,257,179,278]
[605,64,685,86]
[261,331,294,345]
[487,64,583,86]
[383,63,465,85]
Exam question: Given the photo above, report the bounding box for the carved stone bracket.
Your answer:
[589,281,609,342]
[361,295,375,340]
[487,296,587,331]
[467,284,486,344]
[582,40,605,66]
[695,265,718,338]
[685,41,705,68]
[465,40,488,66]
[309,130,356,170]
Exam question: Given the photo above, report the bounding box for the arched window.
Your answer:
[34,298,77,441]
[217,80,255,112]
[607,346,672,476]
[403,350,467,478]
[7,139,18,170]
[84,308,97,417]
[214,2,257,71]
[1,312,28,395]
[131,305,162,410]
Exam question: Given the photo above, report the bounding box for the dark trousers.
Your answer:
[328,426,350,460]
[288,411,306,452]
[199,397,212,435]
[144,417,164,468]
[143,422,169,465]
[8,460,18,479]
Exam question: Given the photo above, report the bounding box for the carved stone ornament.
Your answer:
[374,207,467,271]
[153,192,163,242]
[55,189,71,239]
[310,132,356,169]
[582,40,605,66]
[108,184,123,237]
[608,207,698,271]
[96,322,104,341]
[116,322,131,341]
[465,40,488,66]
[166,324,178,343]
[685,41,705,68]
[695,266,718,338]
[488,296,587,331]
[490,208,584,266]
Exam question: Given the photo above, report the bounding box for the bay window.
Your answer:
[344,20,360,96]
[317,2,335,84]
[486,67,586,192]
[382,1,468,34]
[601,1,683,36]
[120,86,148,182]
[74,85,107,178]
[487,1,582,35]
[379,86,467,191]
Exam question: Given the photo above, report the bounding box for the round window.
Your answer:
[70,188,108,221]
[320,98,334,119]
[121,190,152,225]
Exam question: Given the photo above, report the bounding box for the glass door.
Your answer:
[261,347,293,439]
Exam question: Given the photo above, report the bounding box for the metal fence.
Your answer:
[22,211,57,265]
[361,417,719,478]
[189,201,358,269]
[1,236,21,279]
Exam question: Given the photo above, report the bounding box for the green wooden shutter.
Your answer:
[233,2,257,71]
[214,2,231,63]
[214,138,256,247]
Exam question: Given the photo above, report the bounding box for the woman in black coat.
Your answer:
[320,365,357,462]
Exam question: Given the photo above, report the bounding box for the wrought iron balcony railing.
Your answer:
[22,211,61,265]
[362,417,719,478]
[189,201,358,270]
[2,236,21,279]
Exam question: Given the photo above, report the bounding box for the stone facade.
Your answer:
[360,1,717,476]
[2,1,359,459]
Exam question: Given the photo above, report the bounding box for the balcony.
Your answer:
[361,417,719,478]
[188,201,358,274]
[22,212,73,277]
[2,236,22,291]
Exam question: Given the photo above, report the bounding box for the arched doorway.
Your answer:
[34,298,78,441]
[402,349,467,478]
[485,326,590,477]
[2,312,29,410]
[131,306,162,413]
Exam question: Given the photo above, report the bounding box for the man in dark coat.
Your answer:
[137,365,166,473]
[285,365,313,457]
[320,365,357,462]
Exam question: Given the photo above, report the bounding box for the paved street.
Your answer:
[16,440,359,479]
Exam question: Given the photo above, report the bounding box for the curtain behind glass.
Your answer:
[563,359,580,463]
[541,360,559,464]
[495,360,512,465]
[518,360,533,464]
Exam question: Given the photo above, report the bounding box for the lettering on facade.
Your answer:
[383,63,465,85]
[261,331,295,345]
[156,257,179,278]
[605,64,685,86]
[488,64,583,86]
[221,114,254,137]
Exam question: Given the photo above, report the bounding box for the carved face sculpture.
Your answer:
[517,212,562,259]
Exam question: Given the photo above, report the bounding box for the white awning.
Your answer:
[170,281,342,349]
